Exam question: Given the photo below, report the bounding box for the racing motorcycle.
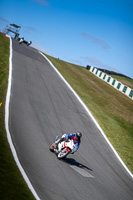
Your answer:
[50,136,76,159]
[19,37,24,44]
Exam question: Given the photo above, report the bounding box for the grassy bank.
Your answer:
[0,33,35,200]
[111,75,133,89]
[45,55,133,173]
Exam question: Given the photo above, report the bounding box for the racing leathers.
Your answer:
[55,133,81,153]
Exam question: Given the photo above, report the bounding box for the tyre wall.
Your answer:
[89,66,133,100]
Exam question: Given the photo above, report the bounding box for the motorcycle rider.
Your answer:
[19,37,24,44]
[54,132,82,153]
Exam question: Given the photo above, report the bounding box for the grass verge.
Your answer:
[111,75,133,89]
[44,54,133,173]
[0,33,35,200]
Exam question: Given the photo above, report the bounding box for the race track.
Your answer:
[9,39,133,200]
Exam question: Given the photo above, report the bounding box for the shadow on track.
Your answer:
[61,157,93,171]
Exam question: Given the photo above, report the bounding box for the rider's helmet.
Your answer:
[76,132,82,139]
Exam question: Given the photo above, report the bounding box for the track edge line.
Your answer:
[5,38,41,200]
[40,52,133,179]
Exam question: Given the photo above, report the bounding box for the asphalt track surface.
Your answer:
[9,39,133,200]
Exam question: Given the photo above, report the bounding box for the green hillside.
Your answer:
[111,75,133,89]
[44,54,133,173]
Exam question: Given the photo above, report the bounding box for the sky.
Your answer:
[0,0,133,78]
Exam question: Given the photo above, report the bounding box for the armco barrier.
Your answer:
[89,66,133,100]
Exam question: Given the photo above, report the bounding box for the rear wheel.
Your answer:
[57,150,69,159]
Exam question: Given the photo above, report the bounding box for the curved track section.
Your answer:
[9,39,133,200]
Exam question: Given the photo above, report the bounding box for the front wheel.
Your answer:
[57,150,70,159]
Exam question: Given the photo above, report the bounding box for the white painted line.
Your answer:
[5,37,41,200]
[70,166,94,178]
[40,52,133,179]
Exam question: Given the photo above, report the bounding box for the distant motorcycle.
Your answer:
[19,37,32,46]
[50,136,76,159]
[19,37,24,44]
[27,40,32,46]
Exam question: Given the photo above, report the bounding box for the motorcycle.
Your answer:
[50,136,76,159]
[27,40,32,46]
[19,37,24,44]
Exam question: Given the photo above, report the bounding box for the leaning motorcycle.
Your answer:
[50,136,76,159]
